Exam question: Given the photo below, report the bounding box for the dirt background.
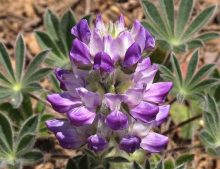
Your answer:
[0,0,220,168]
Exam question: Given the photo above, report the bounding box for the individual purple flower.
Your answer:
[45,119,88,149]
[140,132,169,153]
[47,87,100,126]
[87,134,107,152]
[119,135,141,153]
[104,94,128,130]
[105,110,128,130]
[130,101,159,123]
[69,15,155,72]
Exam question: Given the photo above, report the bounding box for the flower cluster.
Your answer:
[46,15,173,153]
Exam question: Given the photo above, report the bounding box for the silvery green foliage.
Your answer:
[66,148,129,169]
[133,154,194,169]
[65,149,193,169]
[0,112,43,168]
[35,9,77,68]
[159,50,219,101]
[141,0,219,53]
[0,95,53,136]
[200,95,220,156]
[0,35,51,108]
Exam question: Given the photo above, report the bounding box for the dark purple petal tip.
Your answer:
[123,43,141,68]
[119,135,141,153]
[105,110,128,130]
[70,39,91,67]
[94,52,114,73]
[71,19,91,44]
[87,134,107,152]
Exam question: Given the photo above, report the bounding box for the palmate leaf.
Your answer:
[0,43,15,81]
[176,0,194,36]
[159,0,174,35]
[18,115,39,138]
[0,112,13,151]
[0,113,42,168]
[182,5,217,40]
[0,35,51,108]
[141,0,219,54]
[159,50,219,101]
[200,95,220,156]
[15,35,26,81]
[35,9,77,68]
[21,149,43,165]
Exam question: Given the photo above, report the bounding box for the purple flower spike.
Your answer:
[140,132,169,153]
[156,105,170,126]
[47,93,81,113]
[130,101,159,123]
[119,135,141,153]
[46,14,172,153]
[68,106,96,126]
[123,43,141,68]
[71,19,91,44]
[94,52,114,72]
[70,39,91,67]
[143,82,173,104]
[105,110,128,130]
[87,134,107,152]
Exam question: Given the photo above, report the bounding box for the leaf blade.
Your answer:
[15,34,26,81]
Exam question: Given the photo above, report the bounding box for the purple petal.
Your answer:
[122,43,141,68]
[145,35,156,49]
[130,121,152,138]
[56,130,85,149]
[54,68,86,94]
[47,93,81,113]
[105,110,128,130]
[130,101,159,123]
[45,119,66,133]
[70,39,91,67]
[114,15,125,34]
[71,19,91,44]
[140,132,168,153]
[89,30,104,56]
[111,31,134,60]
[94,52,114,72]
[125,88,144,107]
[87,134,107,152]
[135,57,151,72]
[143,82,173,104]
[68,106,96,126]
[46,119,87,149]
[104,94,125,111]
[75,87,101,109]
[119,135,141,153]
[133,64,158,89]
[156,105,170,126]
[95,14,106,33]
[131,20,155,51]
[131,20,147,52]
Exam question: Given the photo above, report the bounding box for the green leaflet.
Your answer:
[141,0,218,54]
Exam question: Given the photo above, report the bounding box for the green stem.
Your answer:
[162,114,202,135]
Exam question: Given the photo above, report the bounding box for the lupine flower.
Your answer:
[46,15,172,153]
